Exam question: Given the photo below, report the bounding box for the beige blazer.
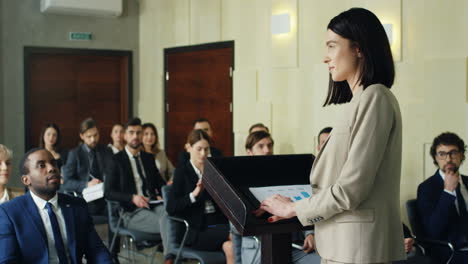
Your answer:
[155,150,175,183]
[295,84,406,263]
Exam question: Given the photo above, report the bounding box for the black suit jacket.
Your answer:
[166,160,227,244]
[105,150,165,212]
[61,144,113,194]
[176,147,223,166]
[417,170,468,249]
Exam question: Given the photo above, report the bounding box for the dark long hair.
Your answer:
[39,123,62,150]
[324,8,395,106]
[142,122,160,152]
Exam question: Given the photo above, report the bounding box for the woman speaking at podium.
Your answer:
[259,8,406,264]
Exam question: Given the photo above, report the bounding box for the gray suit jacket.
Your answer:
[295,84,406,263]
[61,144,113,194]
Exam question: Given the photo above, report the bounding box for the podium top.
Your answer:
[203,154,314,236]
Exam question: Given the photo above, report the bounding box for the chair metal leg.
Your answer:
[446,243,455,264]
[110,212,125,252]
[250,236,260,264]
[130,237,136,263]
[124,237,131,262]
[150,244,159,264]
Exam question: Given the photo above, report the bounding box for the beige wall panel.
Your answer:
[401,0,424,63]
[233,68,272,143]
[221,0,271,68]
[298,1,349,68]
[234,132,248,156]
[174,0,191,45]
[423,0,467,59]
[393,62,425,106]
[190,0,221,44]
[269,69,315,154]
[351,0,402,61]
[139,0,175,126]
[271,0,298,68]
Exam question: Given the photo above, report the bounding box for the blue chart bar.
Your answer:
[301,192,310,198]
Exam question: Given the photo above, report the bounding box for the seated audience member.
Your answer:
[241,131,320,264]
[0,144,23,204]
[39,123,68,169]
[248,123,269,134]
[105,117,166,234]
[245,131,274,156]
[61,118,113,215]
[142,122,175,183]
[0,148,112,263]
[108,123,125,154]
[166,129,234,264]
[316,127,332,153]
[177,118,223,166]
[417,132,468,263]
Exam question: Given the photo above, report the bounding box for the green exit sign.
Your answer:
[69,32,92,41]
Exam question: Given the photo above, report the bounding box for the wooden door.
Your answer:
[165,41,234,165]
[24,47,132,151]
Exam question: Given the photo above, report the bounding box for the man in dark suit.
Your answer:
[61,117,113,215]
[177,118,223,166]
[417,132,468,263]
[105,117,165,234]
[0,148,112,264]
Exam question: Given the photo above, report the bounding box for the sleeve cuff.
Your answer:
[444,189,457,197]
[189,193,196,203]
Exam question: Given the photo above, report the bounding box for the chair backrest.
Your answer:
[161,185,185,246]
[161,185,171,211]
[106,200,121,233]
[161,185,227,264]
[406,199,426,238]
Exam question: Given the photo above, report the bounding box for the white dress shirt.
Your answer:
[30,191,71,264]
[439,170,468,251]
[107,143,120,154]
[125,146,146,196]
[0,189,9,204]
[439,169,468,213]
[189,160,203,203]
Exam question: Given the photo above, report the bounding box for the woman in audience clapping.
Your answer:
[142,122,175,183]
[0,144,24,204]
[166,129,234,264]
[39,123,68,169]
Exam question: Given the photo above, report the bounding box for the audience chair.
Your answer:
[161,185,226,264]
[107,200,162,264]
[406,199,455,264]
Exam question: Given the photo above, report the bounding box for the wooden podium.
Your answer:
[203,154,315,264]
